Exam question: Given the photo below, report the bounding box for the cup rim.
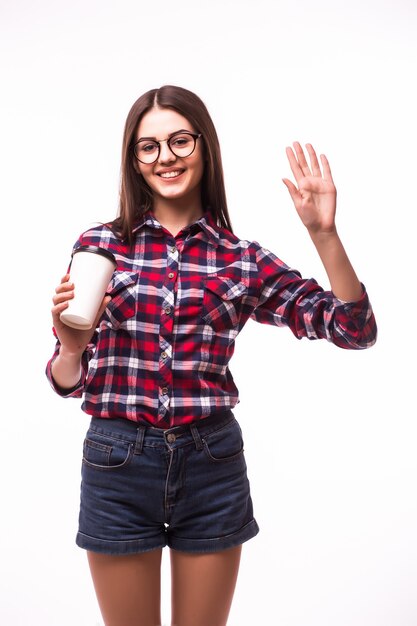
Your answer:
[72,245,117,266]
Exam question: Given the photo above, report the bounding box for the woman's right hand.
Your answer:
[51,273,110,356]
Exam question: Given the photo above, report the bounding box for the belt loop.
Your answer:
[190,424,203,451]
[134,425,146,455]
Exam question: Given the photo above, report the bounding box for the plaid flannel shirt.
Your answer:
[46,212,377,427]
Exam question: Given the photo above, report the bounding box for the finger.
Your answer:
[51,300,69,317]
[320,153,334,184]
[306,144,322,177]
[52,289,74,305]
[282,178,301,203]
[55,279,74,294]
[293,142,312,177]
[51,300,71,319]
[286,146,305,185]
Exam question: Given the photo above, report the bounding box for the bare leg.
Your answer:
[87,549,163,626]
[170,545,242,626]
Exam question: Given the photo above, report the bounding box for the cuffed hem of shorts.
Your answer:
[168,518,260,553]
[76,531,167,555]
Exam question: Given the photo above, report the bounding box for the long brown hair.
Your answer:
[111,85,232,244]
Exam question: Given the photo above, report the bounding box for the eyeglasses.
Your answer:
[133,131,202,164]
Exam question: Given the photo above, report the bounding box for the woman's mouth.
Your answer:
[158,169,185,179]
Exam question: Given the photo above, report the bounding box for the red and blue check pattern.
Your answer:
[46,212,377,427]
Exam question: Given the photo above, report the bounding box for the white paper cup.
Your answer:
[60,245,117,330]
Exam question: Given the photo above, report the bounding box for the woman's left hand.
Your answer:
[282,142,337,235]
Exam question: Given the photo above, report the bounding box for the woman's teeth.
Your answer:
[159,171,182,178]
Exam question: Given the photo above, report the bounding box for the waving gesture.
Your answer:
[282,142,337,235]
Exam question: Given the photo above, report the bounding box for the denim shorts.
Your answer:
[76,410,259,554]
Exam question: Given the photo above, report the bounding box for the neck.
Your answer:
[153,196,203,237]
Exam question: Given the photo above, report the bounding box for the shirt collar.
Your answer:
[131,211,162,233]
[132,210,220,247]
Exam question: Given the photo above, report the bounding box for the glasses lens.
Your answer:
[134,140,159,164]
[168,133,196,158]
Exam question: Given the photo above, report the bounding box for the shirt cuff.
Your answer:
[51,375,84,397]
[45,355,86,398]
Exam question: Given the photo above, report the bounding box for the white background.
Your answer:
[1,0,416,624]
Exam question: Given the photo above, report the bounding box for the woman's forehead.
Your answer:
[137,107,194,139]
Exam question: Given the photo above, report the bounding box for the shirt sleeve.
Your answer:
[45,328,97,398]
[250,243,377,350]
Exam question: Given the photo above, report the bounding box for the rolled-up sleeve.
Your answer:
[250,243,377,350]
[45,328,97,397]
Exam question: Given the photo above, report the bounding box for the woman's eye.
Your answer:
[171,136,191,147]
[141,142,158,153]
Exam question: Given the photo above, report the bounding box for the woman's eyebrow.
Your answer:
[137,128,193,141]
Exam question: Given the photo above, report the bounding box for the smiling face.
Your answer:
[135,107,205,216]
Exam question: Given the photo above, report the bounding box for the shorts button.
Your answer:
[167,433,176,443]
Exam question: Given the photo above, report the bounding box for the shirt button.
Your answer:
[164,307,171,315]
[166,433,176,443]
[168,272,174,279]
[161,387,169,395]
[171,246,176,253]
[161,351,167,359]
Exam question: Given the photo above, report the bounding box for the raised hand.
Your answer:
[282,142,337,235]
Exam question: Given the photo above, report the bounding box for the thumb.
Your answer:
[93,295,111,327]
[282,178,300,203]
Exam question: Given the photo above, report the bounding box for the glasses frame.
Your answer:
[133,131,203,164]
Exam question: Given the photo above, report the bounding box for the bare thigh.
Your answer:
[170,545,242,626]
[87,549,163,626]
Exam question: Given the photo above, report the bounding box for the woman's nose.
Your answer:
[158,141,176,163]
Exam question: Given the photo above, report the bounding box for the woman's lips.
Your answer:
[157,169,185,180]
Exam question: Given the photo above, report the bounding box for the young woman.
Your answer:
[47,85,377,626]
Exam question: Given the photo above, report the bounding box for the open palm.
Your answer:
[282,142,337,234]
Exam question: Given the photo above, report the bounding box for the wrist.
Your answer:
[51,348,83,391]
[308,224,338,238]
[308,227,339,247]
[58,345,84,361]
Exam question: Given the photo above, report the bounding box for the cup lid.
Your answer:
[72,245,117,265]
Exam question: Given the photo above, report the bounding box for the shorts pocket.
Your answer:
[202,276,248,332]
[202,419,244,463]
[105,270,138,329]
[82,434,134,470]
